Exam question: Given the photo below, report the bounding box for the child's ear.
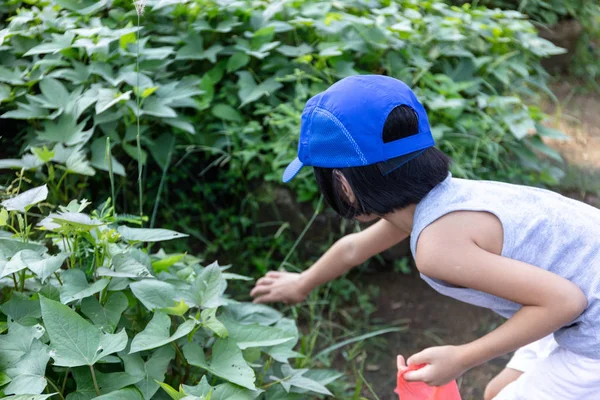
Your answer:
[333,170,357,205]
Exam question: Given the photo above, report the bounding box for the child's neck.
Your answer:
[384,204,416,234]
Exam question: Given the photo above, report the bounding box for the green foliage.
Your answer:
[0,182,339,399]
[0,0,566,272]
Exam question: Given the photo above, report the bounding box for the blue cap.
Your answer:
[282,75,435,183]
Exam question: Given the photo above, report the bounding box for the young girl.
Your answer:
[249,75,600,399]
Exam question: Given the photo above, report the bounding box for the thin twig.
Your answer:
[135,12,144,225]
[90,365,100,396]
[277,195,324,271]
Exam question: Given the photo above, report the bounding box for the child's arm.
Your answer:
[403,213,588,386]
[250,219,408,304]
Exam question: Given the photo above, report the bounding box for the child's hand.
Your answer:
[403,346,469,387]
[250,271,310,304]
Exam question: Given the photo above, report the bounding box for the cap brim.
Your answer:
[377,149,427,175]
[282,157,304,183]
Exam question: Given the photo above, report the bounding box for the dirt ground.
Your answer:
[359,81,600,400]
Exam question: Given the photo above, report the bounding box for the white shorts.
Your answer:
[494,335,600,400]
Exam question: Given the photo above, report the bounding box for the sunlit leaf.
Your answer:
[200,308,228,338]
[118,226,188,242]
[1,185,48,212]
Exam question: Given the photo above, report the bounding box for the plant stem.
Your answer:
[11,273,17,290]
[46,376,66,400]
[277,195,323,271]
[106,137,116,215]
[54,272,63,286]
[135,12,143,225]
[19,270,25,292]
[90,365,100,396]
[61,368,70,394]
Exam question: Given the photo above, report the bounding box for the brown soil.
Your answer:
[360,270,506,400]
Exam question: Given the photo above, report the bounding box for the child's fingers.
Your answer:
[407,348,432,366]
[250,285,272,297]
[396,355,406,370]
[266,271,283,278]
[255,277,274,287]
[253,293,279,304]
[403,366,429,382]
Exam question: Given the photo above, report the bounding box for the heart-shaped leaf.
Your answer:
[121,345,174,400]
[129,313,195,354]
[184,340,256,390]
[98,251,153,279]
[189,262,227,309]
[5,340,50,395]
[81,292,128,333]
[40,296,127,367]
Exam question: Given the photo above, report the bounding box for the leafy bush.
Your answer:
[0,179,341,399]
[0,0,566,272]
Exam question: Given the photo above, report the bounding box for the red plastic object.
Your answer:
[395,365,462,400]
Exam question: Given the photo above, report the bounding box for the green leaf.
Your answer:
[0,371,10,385]
[276,44,313,57]
[142,97,177,118]
[118,226,188,242]
[0,208,7,226]
[37,114,92,146]
[60,269,110,304]
[3,395,56,400]
[81,292,128,333]
[223,303,282,326]
[39,78,70,109]
[148,133,175,170]
[184,340,256,390]
[96,89,131,114]
[98,251,153,279]
[535,123,569,140]
[151,253,185,273]
[158,382,186,400]
[1,251,32,280]
[1,185,48,212]
[66,147,96,176]
[226,53,250,73]
[24,252,68,283]
[0,294,41,326]
[130,280,185,311]
[159,300,189,317]
[31,146,55,163]
[275,365,332,396]
[190,262,227,308]
[221,317,294,349]
[121,345,174,400]
[236,72,282,107]
[40,296,127,367]
[129,313,195,353]
[90,138,126,177]
[5,341,49,395]
[0,83,11,102]
[211,104,243,122]
[54,0,108,15]
[94,388,144,400]
[0,67,24,85]
[264,318,302,362]
[183,376,260,400]
[176,32,204,60]
[528,136,563,162]
[200,308,228,338]
[0,320,46,368]
[25,32,75,56]
[163,118,195,135]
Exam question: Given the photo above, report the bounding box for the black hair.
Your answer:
[314,105,451,219]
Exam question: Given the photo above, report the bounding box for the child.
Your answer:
[249,75,600,399]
